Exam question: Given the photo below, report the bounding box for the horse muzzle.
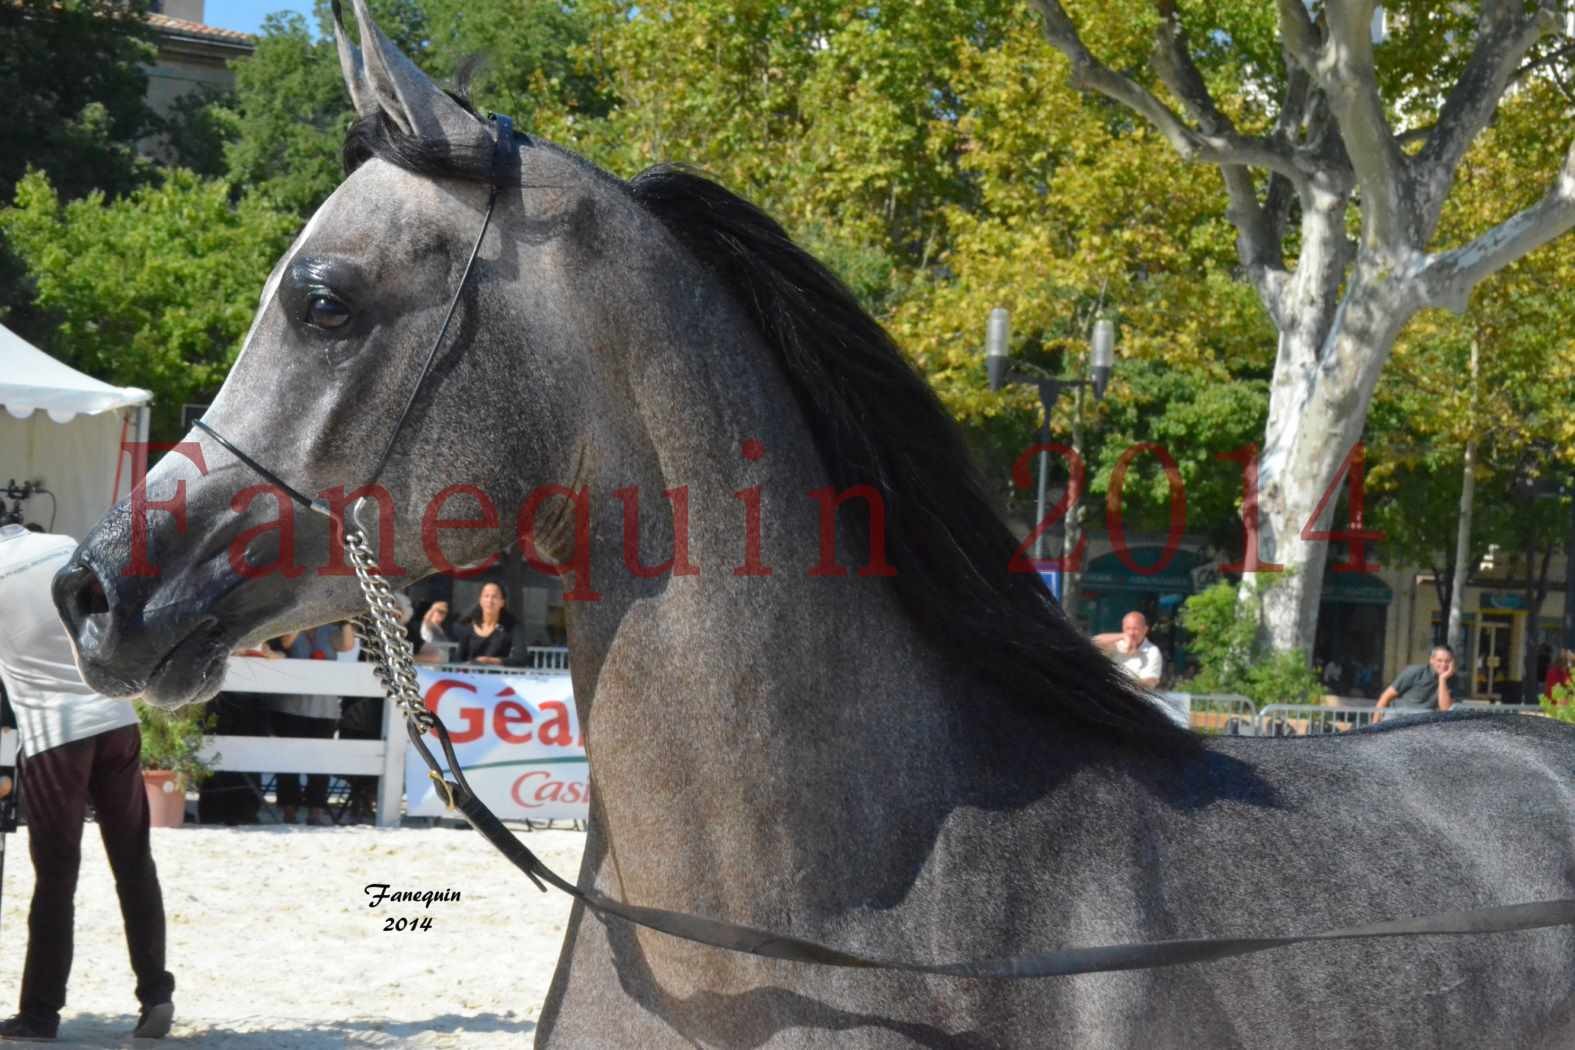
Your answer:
[52,519,240,710]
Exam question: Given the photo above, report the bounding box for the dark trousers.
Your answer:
[269,711,335,808]
[18,724,174,1023]
[338,697,384,816]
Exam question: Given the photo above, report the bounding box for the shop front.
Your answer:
[1312,571,1392,697]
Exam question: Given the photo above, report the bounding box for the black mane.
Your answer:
[629,166,1190,744]
[342,115,1192,744]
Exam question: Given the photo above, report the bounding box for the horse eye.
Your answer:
[306,294,352,330]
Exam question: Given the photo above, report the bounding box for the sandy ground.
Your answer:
[0,819,587,1048]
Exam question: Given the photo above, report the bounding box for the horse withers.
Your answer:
[50,2,1575,1047]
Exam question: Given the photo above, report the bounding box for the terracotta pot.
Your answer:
[142,770,187,827]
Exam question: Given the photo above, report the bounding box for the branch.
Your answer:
[1273,65,1313,143]
[1223,167,1290,322]
[1415,2,1559,232]
[1030,0,1302,181]
[1417,138,1575,313]
[1319,0,1412,249]
[1274,0,1320,72]
[1149,3,1292,314]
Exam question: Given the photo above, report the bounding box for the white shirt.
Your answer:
[0,527,138,756]
[1113,637,1164,685]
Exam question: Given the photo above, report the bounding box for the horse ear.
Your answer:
[332,0,488,147]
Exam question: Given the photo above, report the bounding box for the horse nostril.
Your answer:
[53,561,112,643]
[80,573,109,617]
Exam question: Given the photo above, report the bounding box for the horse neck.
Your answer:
[557,293,972,840]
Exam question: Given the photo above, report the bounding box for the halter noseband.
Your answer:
[195,113,518,522]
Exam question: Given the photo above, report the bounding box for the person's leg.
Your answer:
[303,717,336,822]
[15,738,95,1029]
[269,710,304,820]
[338,698,377,818]
[86,725,175,1013]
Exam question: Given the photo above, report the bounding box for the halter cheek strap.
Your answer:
[195,113,518,519]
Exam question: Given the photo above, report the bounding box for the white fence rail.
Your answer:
[199,657,405,826]
[199,656,570,827]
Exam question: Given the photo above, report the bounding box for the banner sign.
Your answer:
[405,668,587,821]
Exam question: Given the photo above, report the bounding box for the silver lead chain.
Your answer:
[342,521,435,733]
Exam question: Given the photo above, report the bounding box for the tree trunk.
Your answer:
[1060,381,1087,625]
[1433,564,1453,645]
[1447,341,1479,654]
[1247,269,1410,654]
[1520,537,1555,703]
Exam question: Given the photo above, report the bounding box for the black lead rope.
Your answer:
[414,716,1575,978]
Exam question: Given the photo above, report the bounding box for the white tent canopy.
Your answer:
[1,322,150,421]
[0,323,152,540]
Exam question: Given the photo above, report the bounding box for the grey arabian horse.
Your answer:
[51,3,1575,1047]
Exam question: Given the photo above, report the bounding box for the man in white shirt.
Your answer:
[1092,611,1164,689]
[0,526,174,1041]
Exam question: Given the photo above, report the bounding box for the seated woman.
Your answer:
[451,582,517,666]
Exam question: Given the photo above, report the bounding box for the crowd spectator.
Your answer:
[1091,612,1164,689]
[415,599,454,664]
[452,583,518,666]
[195,642,281,826]
[1375,645,1465,721]
[1546,648,1573,702]
[267,624,354,825]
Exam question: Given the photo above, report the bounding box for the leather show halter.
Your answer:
[191,113,1575,979]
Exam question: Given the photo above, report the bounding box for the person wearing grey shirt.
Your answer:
[1375,645,1467,721]
[267,624,355,825]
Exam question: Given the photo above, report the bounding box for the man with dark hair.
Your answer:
[0,525,175,1040]
[1375,645,1467,721]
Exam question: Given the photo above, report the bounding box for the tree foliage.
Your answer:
[0,0,159,205]
[1,0,1570,625]
[1,170,297,438]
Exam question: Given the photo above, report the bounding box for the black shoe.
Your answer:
[133,1001,173,1039]
[0,1013,58,1040]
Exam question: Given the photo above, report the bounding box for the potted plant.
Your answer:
[135,702,217,827]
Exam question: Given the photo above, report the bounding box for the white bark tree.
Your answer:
[1031,0,1575,652]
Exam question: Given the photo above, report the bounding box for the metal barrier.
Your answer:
[1254,699,1543,737]
[1176,693,1257,736]
[1255,702,1383,736]
[524,646,570,671]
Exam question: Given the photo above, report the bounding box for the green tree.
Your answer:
[418,0,614,132]
[1,169,297,439]
[219,2,432,218]
[1369,73,1575,691]
[1030,0,1575,656]
[0,0,161,337]
[1180,578,1322,706]
[0,0,158,205]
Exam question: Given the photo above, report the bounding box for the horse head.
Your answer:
[52,0,646,708]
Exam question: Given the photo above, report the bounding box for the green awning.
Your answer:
[1320,571,1391,606]
[1081,547,1211,594]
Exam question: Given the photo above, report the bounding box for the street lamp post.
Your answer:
[985,307,1116,604]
